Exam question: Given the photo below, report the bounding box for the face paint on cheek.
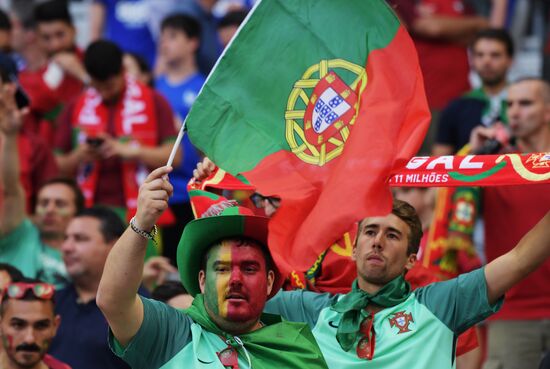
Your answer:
[225,244,268,322]
[2,334,14,350]
[57,208,72,217]
[216,244,232,318]
[204,244,231,318]
[35,204,71,217]
[40,338,51,354]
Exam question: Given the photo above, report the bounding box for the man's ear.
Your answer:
[53,314,61,335]
[198,270,206,294]
[405,253,417,272]
[352,221,361,261]
[543,104,550,124]
[191,37,200,53]
[266,270,275,296]
[352,238,358,261]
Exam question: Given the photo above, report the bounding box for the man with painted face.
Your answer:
[0,277,71,369]
[264,200,550,369]
[97,166,329,369]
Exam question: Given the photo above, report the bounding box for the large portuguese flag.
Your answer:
[185,0,430,272]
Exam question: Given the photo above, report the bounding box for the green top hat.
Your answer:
[177,205,283,299]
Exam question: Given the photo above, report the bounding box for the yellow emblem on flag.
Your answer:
[285,59,366,166]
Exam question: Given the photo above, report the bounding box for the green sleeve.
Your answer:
[415,267,503,334]
[264,290,338,328]
[109,296,193,369]
[0,219,41,278]
[0,219,35,249]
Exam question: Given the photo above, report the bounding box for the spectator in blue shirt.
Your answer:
[90,0,157,69]
[155,13,205,264]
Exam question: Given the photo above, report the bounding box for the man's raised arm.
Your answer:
[485,211,550,305]
[97,166,173,347]
[0,83,27,235]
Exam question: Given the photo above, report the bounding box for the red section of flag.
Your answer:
[244,26,430,273]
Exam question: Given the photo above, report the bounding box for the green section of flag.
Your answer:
[188,189,221,201]
[186,0,400,174]
[235,174,252,186]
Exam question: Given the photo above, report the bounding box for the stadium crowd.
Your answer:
[0,0,549,369]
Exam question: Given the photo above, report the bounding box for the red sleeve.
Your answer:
[456,326,479,356]
[54,101,76,153]
[153,91,177,144]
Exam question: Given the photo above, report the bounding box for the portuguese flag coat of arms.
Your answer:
[185,0,430,273]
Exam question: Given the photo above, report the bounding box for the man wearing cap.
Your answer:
[97,166,329,369]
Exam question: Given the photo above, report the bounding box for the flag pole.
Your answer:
[166,120,186,168]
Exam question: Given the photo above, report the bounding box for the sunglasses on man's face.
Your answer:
[2,283,55,300]
[249,193,281,209]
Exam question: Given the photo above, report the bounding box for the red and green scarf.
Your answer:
[72,77,157,220]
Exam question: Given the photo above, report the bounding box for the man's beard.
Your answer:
[8,343,44,368]
[357,268,389,286]
[481,74,506,88]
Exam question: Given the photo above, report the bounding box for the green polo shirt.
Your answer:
[110,296,329,369]
[265,268,502,369]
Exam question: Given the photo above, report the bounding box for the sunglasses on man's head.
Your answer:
[249,193,281,209]
[2,283,55,300]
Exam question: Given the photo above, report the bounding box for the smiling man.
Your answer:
[97,166,329,369]
[264,200,550,369]
[0,278,71,369]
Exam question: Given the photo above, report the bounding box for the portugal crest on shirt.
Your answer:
[388,311,414,334]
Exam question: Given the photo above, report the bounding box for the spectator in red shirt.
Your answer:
[469,77,550,369]
[54,40,179,221]
[18,0,85,145]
